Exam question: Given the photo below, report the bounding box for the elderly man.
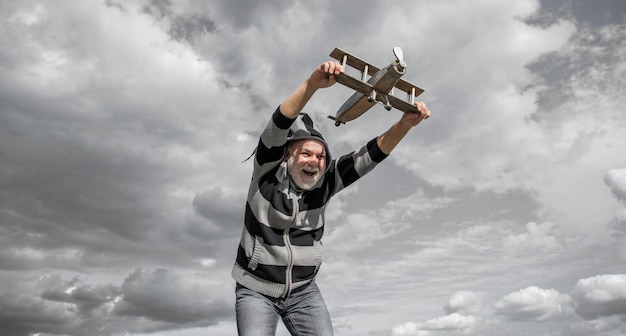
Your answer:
[232,61,430,336]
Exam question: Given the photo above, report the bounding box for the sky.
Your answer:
[1,0,625,335]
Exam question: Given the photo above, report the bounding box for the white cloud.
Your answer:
[392,322,429,336]
[444,291,483,315]
[605,169,626,202]
[392,313,478,335]
[422,313,478,330]
[503,221,561,251]
[572,274,626,319]
[493,286,572,322]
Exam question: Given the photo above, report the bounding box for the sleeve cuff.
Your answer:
[367,138,389,163]
[273,106,296,130]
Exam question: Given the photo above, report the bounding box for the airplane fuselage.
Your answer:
[333,60,406,124]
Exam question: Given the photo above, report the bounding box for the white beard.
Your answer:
[286,156,321,190]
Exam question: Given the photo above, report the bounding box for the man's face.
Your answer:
[286,139,326,190]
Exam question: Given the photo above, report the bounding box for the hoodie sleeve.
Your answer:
[253,107,295,178]
[330,138,388,195]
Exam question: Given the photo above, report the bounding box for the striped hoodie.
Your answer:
[232,107,388,298]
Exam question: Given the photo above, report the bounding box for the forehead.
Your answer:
[290,139,325,153]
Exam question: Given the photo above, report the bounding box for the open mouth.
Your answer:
[302,167,318,178]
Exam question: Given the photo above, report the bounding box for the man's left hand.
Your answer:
[400,101,430,127]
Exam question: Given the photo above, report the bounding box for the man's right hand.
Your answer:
[309,61,344,89]
[280,62,345,119]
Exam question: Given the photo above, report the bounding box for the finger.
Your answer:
[335,62,344,74]
[326,62,334,74]
[414,101,430,119]
[320,62,329,74]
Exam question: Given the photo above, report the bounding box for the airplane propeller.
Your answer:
[393,47,406,70]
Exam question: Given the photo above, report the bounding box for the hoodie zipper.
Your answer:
[281,196,299,298]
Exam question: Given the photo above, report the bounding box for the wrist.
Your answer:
[396,119,414,131]
[305,77,322,91]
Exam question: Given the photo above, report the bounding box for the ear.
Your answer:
[284,146,291,160]
[285,141,295,157]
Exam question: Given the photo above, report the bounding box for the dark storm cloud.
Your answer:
[538,0,626,27]
[0,269,231,336]
[140,0,217,44]
[0,97,197,269]
[169,15,217,43]
[112,268,231,325]
[0,293,73,336]
[42,279,120,315]
[525,22,625,114]
[199,0,292,30]
[0,0,237,275]
[192,186,244,234]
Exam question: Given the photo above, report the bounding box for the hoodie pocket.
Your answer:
[247,236,263,271]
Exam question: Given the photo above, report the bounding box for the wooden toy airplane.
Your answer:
[328,47,425,126]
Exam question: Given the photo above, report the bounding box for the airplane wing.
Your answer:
[330,47,425,113]
[388,93,421,114]
[330,47,380,77]
[333,73,373,98]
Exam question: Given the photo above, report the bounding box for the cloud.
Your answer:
[192,186,245,232]
[112,268,231,325]
[503,221,561,251]
[444,291,483,315]
[560,315,626,336]
[605,169,626,202]
[493,286,572,322]
[571,274,626,319]
[41,279,119,316]
[392,313,478,335]
[324,189,454,253]
[422,313,478,331]
[0,268,232,336]
[391,272,626,336]
[0,284,76,336]
[390,6,626,239]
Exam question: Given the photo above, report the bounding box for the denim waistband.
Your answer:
[236,280,313,298]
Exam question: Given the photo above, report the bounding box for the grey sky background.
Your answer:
[1,0,625,335]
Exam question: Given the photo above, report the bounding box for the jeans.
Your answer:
[235,282,334,336]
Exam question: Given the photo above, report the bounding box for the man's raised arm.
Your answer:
[376,101,431,154]
[279,62,344,119]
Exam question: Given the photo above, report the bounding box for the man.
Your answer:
[233,61,430,335]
